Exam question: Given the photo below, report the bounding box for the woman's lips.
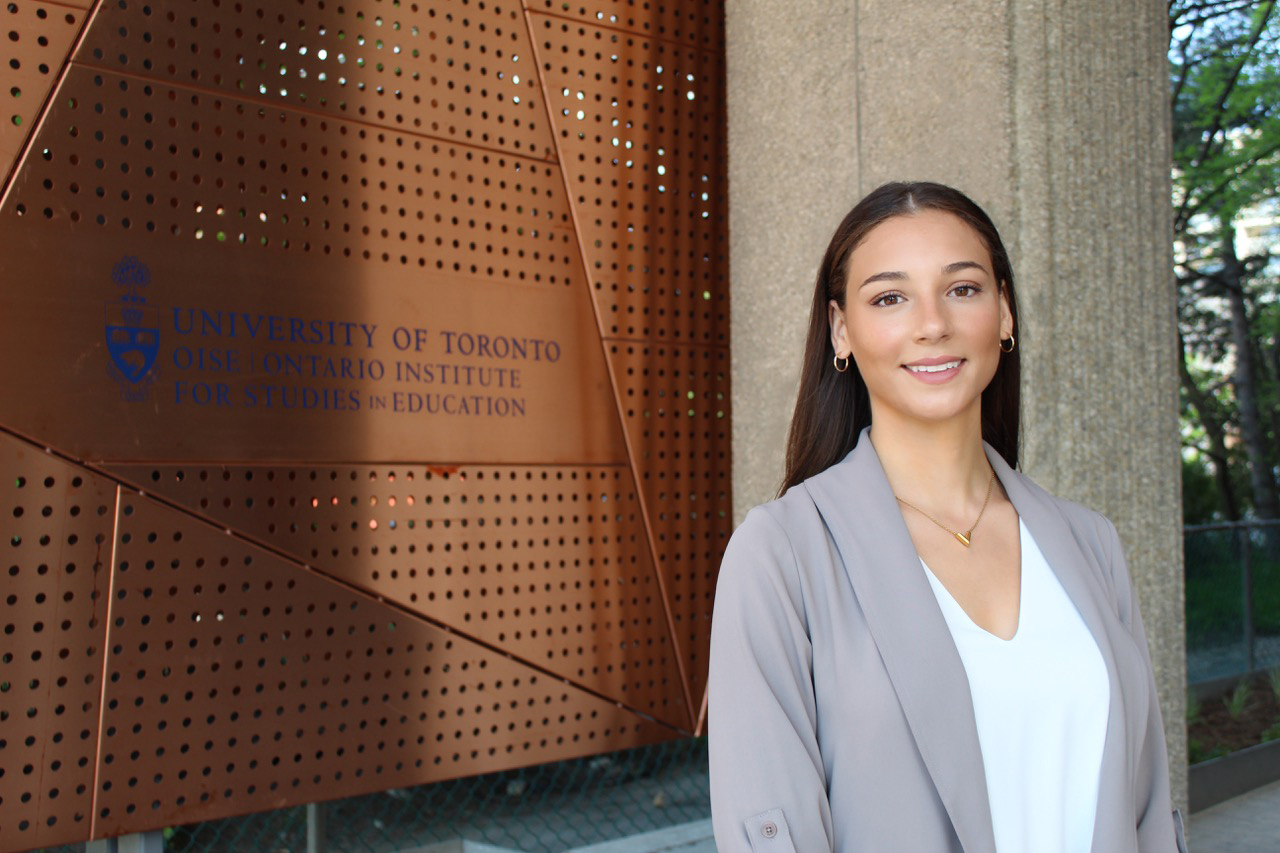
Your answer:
[902,358,964,384]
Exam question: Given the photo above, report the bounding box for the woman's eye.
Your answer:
[951,283,981,298]
[871,293,903,306]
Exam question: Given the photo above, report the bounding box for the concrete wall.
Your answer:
[726,0,1186,805]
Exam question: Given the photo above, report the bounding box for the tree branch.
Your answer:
[1173,1,1260,30]
[1175,135,1280,231]
[1175,0,1278,228]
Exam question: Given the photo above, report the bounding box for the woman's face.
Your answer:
[828,210,1013,429]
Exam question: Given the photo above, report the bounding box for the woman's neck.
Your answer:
[868,410,992,515]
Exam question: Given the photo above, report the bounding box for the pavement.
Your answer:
[1191,778,1280,852]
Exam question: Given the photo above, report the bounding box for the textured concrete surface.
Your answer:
[726,0,1186,807]
[1007,0,1188,805]
[725,0,860,511]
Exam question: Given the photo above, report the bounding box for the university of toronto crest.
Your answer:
[105,256,160,401]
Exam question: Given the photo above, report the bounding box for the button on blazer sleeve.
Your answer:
[708,506,834,852]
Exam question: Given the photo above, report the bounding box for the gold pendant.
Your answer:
[954,531,971,547]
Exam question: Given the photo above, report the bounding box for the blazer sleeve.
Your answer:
[708,506,834,852]
[1100,516,1186,853]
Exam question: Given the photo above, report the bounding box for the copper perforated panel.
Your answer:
[0,433,114,850]
[103,461,688,727]
[606,342,729,706]
[94,491,672,835]
[9,65,573,277]
[78,0,556,159]
[528,10,730,705]
[535,15,728,343]
[0,1,91,180]
[0,0,727,847]
[525,1,724,50]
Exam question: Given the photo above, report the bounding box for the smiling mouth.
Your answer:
[905,360,963,374]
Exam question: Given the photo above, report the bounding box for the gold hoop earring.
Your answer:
[833,354,850,373]
[1000,335,1016,353]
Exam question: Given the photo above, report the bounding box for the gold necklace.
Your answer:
[894,469,997,547]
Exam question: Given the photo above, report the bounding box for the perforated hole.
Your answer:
[104,463,688,725]
[0,0,84,168]
[96,493,672,833]
[0,433,114,848]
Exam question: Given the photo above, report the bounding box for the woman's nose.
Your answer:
[914,297,952,342]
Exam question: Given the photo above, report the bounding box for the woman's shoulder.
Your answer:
[1003,465,1119,544]
[732,480,831,546]
[720,484,829,583]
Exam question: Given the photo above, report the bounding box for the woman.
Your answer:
[708,182,1185,852]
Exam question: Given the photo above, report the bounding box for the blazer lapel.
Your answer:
[987,447,1135,851]
[804,431,998,853]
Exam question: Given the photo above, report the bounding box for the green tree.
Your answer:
[1171,0,1280,519]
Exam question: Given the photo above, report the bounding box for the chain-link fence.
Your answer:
[39,737,710,853]
[1185,520,1280,684]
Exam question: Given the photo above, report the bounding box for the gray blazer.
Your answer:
[708,431,1186,852]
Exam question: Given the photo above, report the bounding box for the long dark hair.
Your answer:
[779,181,1021,495]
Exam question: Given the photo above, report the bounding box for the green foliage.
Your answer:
[1171,1,1280,230]
[1225,678,1252,718]
[1269,667,1280,701]
[1182,452,1223,524]
[1189,737,1231,763]
[1187,689,1203,725]
[1172,0,1280,520]
[1263,719,1280,741]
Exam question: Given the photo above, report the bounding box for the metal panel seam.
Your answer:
[531,8,723,53]
[0,0,105,210]
[518,1,697,731]
[86,482,121,842]
[62,60,565,170]
[0,425,691,736]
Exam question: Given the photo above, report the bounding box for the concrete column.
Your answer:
[727,0,1185,806]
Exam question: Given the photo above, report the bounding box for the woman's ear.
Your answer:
[829,299,850,359]
[998,283,1014,341]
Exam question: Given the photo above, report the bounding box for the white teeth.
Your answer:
[907,360,961,373]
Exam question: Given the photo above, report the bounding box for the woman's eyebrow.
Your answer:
[858,270,907,289]
[859,261,989,289]
[943,260,990,275]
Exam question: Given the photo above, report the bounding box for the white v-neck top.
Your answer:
[921,519,1110,853]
